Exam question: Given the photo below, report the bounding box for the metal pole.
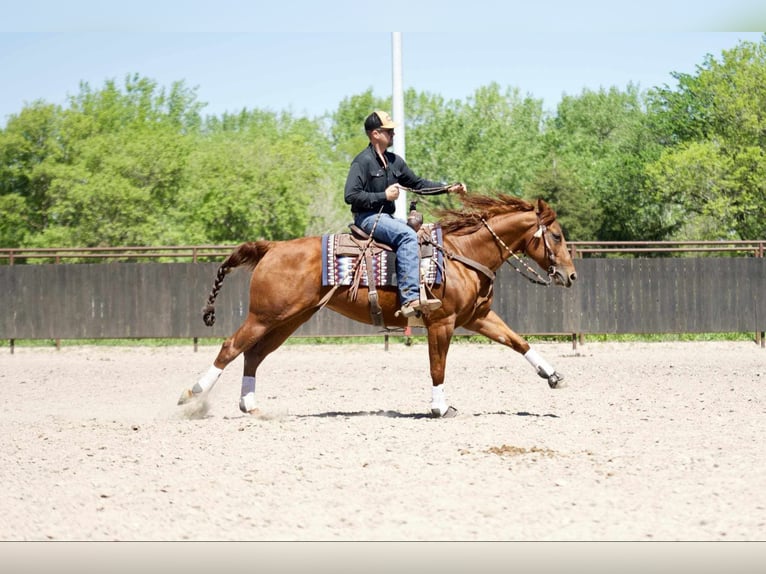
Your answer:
[391,32,412,345]
[392,32,406,220]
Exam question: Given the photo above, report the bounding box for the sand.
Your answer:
[1,339,764,541]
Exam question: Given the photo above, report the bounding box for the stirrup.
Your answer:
[398,301,419,318]
[418,298,442,313]
[415,272,441,313]
[398,298,442,318]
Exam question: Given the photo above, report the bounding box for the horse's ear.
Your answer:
[536,198,548,214]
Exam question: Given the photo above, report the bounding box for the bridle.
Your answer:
[480,214,557,286]
[408,185,558,286]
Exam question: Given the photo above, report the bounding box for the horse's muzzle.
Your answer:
[550,266,577,287]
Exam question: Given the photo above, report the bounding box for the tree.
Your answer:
[0,102,62,246]
[531,84,664,242]
[400,84,546,223]
[184,110,337,242]
[29,127,194,247]
[646,36,766,240]
[407,83,545,193]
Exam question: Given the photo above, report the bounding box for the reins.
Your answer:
[404,184,453,196]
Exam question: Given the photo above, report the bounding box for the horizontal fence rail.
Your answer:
[2,240,765,264]
[570,240,765,258]
[0,245,235,264]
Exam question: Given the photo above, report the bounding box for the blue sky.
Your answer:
[1,2,764,126]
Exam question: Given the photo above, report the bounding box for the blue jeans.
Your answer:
[354,211,420,306]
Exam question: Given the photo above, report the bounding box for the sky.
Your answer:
[1,2,765,127]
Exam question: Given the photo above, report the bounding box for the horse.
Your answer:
[177,192,577,418]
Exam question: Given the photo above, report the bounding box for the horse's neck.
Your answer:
[446,211,535,271]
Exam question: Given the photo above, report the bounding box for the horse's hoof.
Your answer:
[548,372,567,389]
[177,388,202,405]
[431,405,458,418]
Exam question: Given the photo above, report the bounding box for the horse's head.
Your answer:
[437,193,578,287]
[523,199,577,287]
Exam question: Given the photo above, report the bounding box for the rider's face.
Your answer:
[376,128,394,146]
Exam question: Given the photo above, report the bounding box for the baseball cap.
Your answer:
[364,110,398,132]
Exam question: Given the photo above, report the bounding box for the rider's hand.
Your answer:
[448,182,467,194]
[385,184,402,201]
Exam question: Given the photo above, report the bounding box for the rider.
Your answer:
[344,110,465,317]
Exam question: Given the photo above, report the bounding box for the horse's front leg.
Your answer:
[465,310,566,389]
[426,320,458,418]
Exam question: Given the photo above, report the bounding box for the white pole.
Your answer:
[392,32,406,219]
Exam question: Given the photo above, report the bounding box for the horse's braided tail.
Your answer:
[202,241,272,327]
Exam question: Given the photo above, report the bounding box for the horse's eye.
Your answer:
[551,232,562,242]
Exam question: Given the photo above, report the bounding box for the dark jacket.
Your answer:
[344,144,444,214]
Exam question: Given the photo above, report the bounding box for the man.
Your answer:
[344,110,465,317]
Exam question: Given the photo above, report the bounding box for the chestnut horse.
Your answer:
[177,193,577,418]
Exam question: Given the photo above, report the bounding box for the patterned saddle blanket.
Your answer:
[321,223,444,287]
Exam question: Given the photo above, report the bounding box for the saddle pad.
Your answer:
[321,224,444,287]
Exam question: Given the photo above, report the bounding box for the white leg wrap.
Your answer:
[239,392,257,413]
[192,365,223,394]
[524,348,555,378]
[431,385,448,415]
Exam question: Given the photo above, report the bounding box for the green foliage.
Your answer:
[1,75,342,249]
[531,84,663,241]
[67,75,204,134]
[183,133,311,242]
[0,102,63,243]
[0,193,29,245]
[183,110,338,242]
[401,83,547,222]
[646,36,766,240]
[2,36,765,252]
[408,83,545,193]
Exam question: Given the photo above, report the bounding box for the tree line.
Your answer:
[1,36,765,254]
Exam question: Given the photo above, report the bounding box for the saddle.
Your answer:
[321,221,443,328]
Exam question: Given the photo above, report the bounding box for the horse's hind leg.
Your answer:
[177,313,270,406]
[178,306,317,410]
[238,310,317,414]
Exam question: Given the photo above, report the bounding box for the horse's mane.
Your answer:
[436,192,556,236]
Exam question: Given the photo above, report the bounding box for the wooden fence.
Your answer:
[2,255,764,348]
